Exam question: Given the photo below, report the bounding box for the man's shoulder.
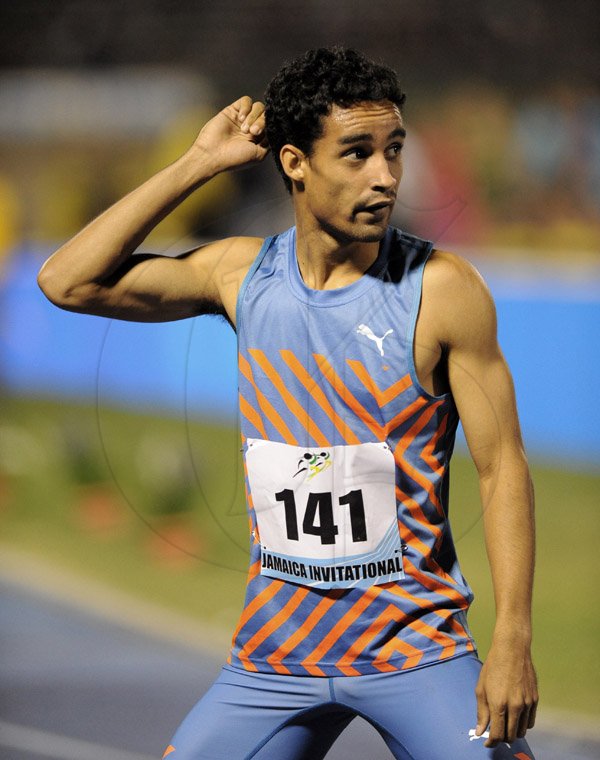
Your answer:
[425,248,489,294]
[421,249,497,344]
[213,229,294,261]
[187,235,265,274]
[211,235,266,259]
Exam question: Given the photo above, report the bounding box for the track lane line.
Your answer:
[0,719,156,760]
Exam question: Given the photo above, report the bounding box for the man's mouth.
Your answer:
[358,200,394,214]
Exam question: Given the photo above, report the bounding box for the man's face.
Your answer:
[300,100,405,244]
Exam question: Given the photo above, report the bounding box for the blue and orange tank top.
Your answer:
[228,225,476,676]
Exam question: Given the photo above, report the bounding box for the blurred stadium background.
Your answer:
[0,0,598,756]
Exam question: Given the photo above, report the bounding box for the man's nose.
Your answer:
[370,155,399,192]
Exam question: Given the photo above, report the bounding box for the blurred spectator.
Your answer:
[510,87,600,247]
[0,66,598,256]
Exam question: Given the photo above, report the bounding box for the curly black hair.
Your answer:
[264,46,406,193]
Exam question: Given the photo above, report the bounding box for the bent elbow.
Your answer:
[37,263,59,302]
[37,264,70,308]
[37,264,97,312]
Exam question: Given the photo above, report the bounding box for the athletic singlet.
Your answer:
[228,225,476,677]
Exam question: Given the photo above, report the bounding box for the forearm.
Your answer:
[37,146,218,301]
[479,446,535,639]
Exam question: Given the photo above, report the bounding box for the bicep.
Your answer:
[450,343,526,479]
[435,255,526,477]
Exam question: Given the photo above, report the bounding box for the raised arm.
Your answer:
[37,96,269,324]
[423,251,538,748]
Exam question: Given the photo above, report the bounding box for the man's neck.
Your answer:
[294,217,382,291]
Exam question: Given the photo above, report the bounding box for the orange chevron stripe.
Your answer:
[384,580,445,615]
[229,578,284,662]
[420,412,448,475]
[266,591,344,674]
[395,519,464,596]
[395,398,444,456]
[404,557,471,610]
[336,603,411,675]
[394,402,445,517]
[313,354,385,440]
[384,396,429,435]
[514,754,533,760]
[162,745,176,758]
[280,349,361,445]
[239,392,268,439]
[398,525,458,587]
[372,622,425,671]
[248,349,330,447]
[301,586,384,675]
[396,485,443,547]
[398,453,445,519]
[336,596,458,673]
[396,509,464,587]
[396,488,462,590]
[409,617,456,658]
[442,613,475,647]
[384,574,471,644]
[237,587,311,668]
[247,558,261,582]
[396,485,460,583]
[346,360,413,407]
[383,585,458,656]
[239,353,298,445]
[398,519,438,566]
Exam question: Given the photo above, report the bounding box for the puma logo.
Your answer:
[469,729,488,742]
[357,324,394,356]
[468,729,511,748]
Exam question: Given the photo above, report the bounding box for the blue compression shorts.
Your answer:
[162,653,536,760]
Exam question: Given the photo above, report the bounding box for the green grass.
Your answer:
[0,396,250,628]
[1,395,598,716]
[445,454,600,715]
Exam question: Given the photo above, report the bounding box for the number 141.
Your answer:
[274,489,367,545]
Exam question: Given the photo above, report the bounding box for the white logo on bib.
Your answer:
[294,450,332,481]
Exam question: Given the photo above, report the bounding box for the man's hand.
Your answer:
[474,636,538,747]
[191,96,270,175]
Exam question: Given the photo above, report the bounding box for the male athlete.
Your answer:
[38,48,537,759]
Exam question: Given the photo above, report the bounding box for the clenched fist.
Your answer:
[190,96,270,176]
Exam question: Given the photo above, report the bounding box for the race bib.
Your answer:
[245,439,404,589]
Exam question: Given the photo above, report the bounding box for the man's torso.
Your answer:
[226,226,476,677]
